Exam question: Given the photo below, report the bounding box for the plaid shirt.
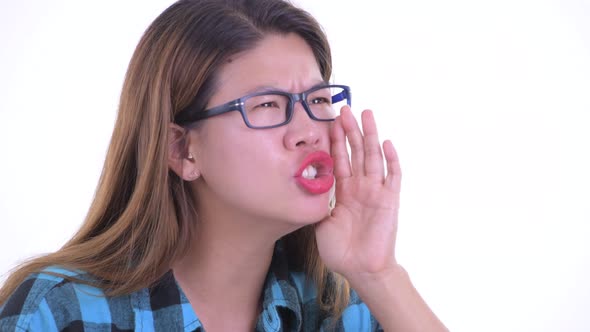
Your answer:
[0,245,382,331]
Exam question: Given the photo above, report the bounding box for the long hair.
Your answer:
[0,0,349,317]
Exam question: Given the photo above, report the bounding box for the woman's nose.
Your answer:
[283,101,325,150]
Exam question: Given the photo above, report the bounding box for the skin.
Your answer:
[169,33,447,332]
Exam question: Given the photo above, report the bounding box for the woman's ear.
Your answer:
[168,123,200,181]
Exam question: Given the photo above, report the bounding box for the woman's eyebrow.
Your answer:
[245,85,282,94]
[244,80,330,95]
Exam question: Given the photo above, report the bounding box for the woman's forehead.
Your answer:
[212,33,324,98]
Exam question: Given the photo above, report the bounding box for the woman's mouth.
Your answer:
[294,151,334,194]
[301,164,318,179]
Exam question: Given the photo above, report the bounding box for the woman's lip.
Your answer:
[294,151,335,195]
[294,174,334,194]
[295,151,334,177]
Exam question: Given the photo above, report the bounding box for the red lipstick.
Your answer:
[294,151,334,194]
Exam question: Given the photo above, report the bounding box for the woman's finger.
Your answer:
[360,110,385,177]
[330,115,352,178]
[339,106,364,176]
[383,140,401,188]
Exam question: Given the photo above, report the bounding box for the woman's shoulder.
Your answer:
[0,266,134,332]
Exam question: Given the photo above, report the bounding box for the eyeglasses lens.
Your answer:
[243,86,348,127]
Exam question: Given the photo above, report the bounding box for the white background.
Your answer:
[1,0,589,331]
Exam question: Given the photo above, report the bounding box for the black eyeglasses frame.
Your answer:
[174,84,351,129]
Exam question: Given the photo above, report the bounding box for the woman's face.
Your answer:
[191,33,333,226]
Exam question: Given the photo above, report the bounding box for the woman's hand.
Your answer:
[316,106,402,283]
[316,106,448,332]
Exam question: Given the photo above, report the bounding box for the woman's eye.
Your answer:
[310,97,330,105]
[249,101,281,112]
[259,102,278,108]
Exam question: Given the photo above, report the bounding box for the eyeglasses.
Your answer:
[174,84,351,129]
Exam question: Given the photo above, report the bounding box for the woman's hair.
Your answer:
[0,0,350,318]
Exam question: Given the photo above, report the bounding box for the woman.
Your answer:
[0,0,447,331]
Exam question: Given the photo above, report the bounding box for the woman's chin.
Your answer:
[286,201,331,225]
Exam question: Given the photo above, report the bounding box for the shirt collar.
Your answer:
[135,241,303,332]
[256,241,303,332]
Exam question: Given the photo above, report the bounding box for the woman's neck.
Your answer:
[171,208,297,331]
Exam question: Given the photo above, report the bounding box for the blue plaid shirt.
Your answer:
[0,245,382,331]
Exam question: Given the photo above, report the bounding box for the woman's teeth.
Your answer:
[302,165,318,179]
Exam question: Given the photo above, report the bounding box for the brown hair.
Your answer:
[0,0,349,317]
